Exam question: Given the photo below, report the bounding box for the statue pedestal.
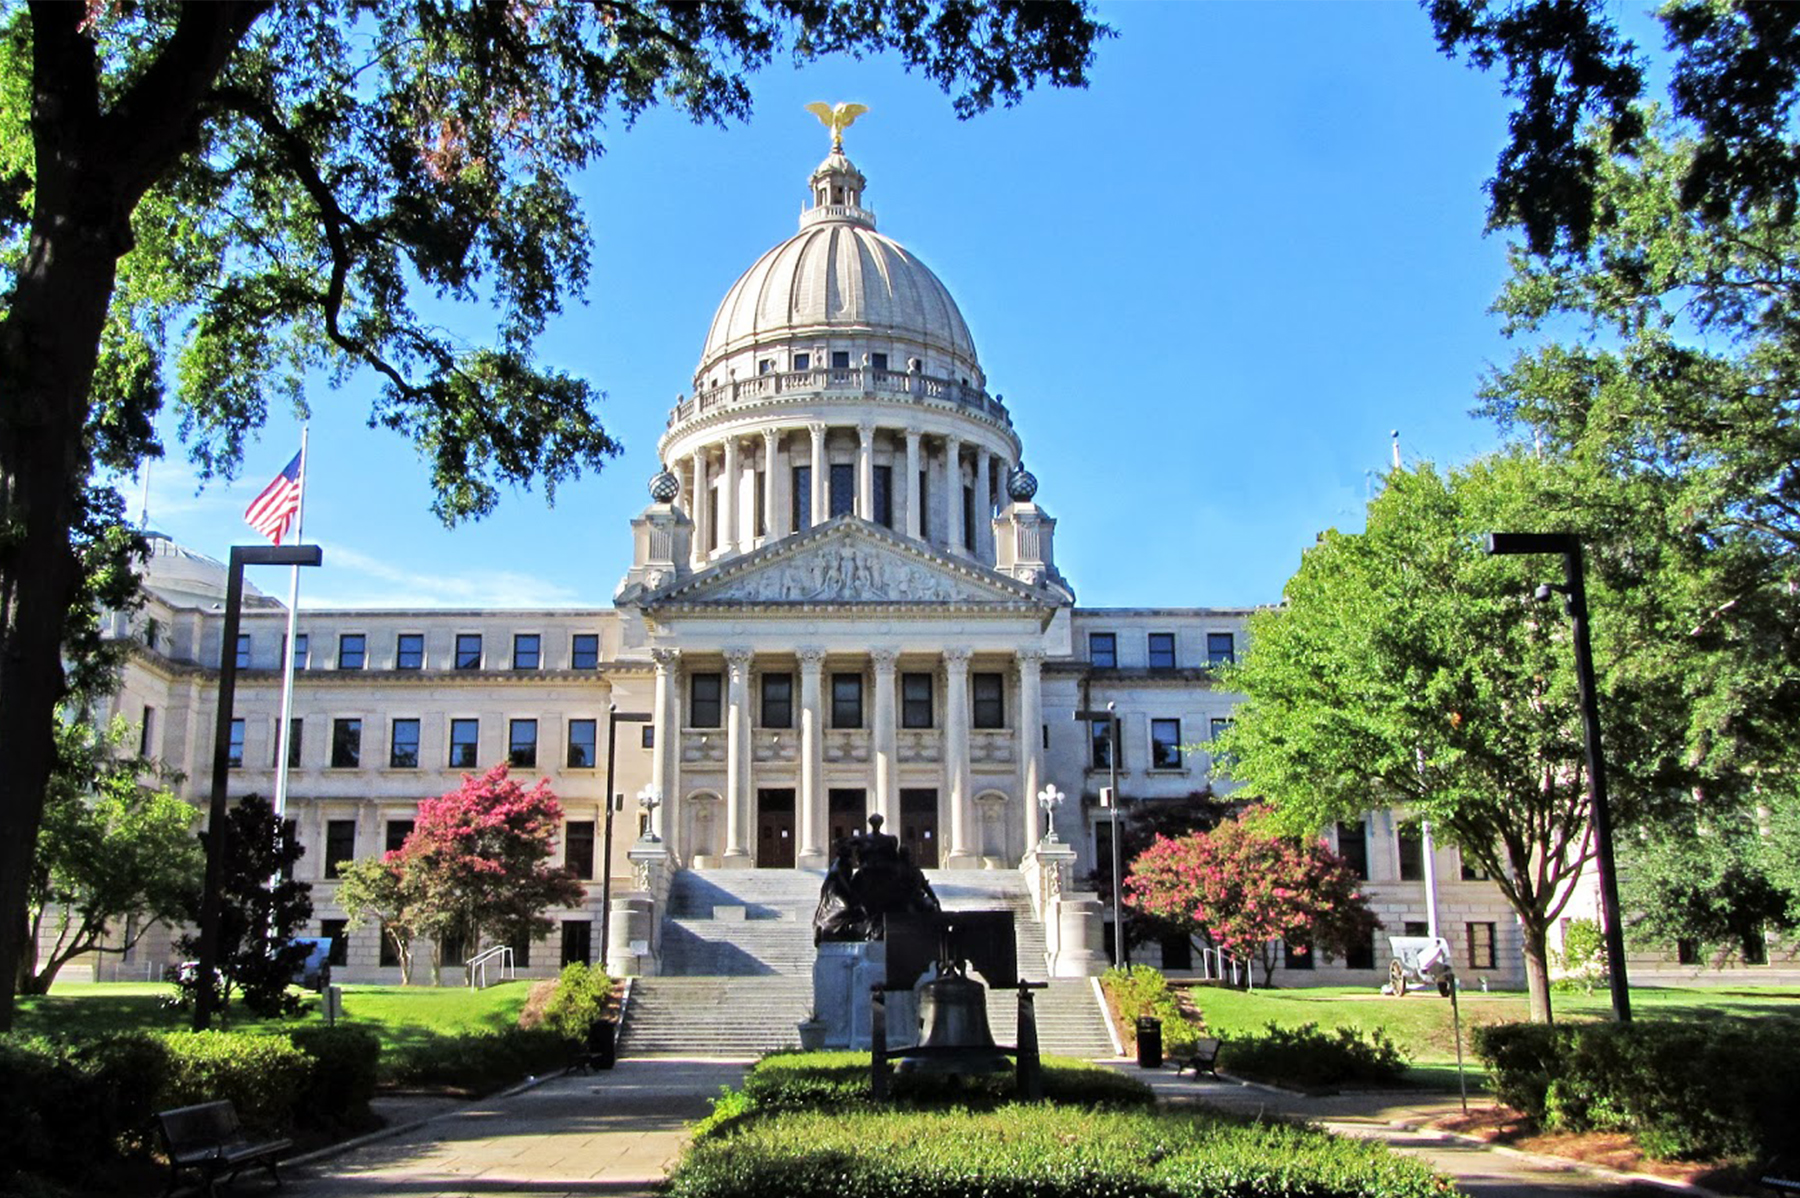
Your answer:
[813,941,918,1050]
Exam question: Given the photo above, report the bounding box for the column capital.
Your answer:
[1016,647,1047,671]
[797,646,827,669]
[808,420,828,438]
[870,647,899,673]
[905,425,923,443]
[942,646,973,671]
[857,419,875,439]
[724,646,754,677]
[763,427,780,445]
[651,647,683,673]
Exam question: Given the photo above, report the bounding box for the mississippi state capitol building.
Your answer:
[88,135,1587,992]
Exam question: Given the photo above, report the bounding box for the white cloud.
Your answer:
[300,542,586,610]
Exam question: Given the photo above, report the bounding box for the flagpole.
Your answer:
[271,426,308,825]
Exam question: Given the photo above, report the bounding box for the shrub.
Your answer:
[0,1034,119,1181]
[289,1025,382,1130]
[383,1027,569,1093]
[541,962,611,1041]
[157,1031,314,1134]
[669,1106,1450,1198]
[1101,964,1200,1055]
[1219,1021,1409,1089]
[1473,1020,1800,1161]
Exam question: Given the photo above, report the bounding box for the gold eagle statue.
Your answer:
[805,101,869,152]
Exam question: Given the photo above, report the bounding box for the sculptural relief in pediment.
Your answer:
[695,541,1009,604]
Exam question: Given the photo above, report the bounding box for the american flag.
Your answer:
[244,450,304,544]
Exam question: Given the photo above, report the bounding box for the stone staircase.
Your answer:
[619,868,1116,1059]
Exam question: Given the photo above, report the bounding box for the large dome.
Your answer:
[693,150,982,388]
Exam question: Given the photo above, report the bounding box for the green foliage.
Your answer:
[1218,1021,1409,1090]
[0,1034,124,1184]
[1102,965,1200,1056]
[288,1024,381,1131]
[670,1105,1450,1198]
[383,1027,570,1094]
[541,961,610,1041]
[156,1031,313,1134]
[1551,919,1608,994]
[1473,1020,1800,1161]
[1622,820,1795,964]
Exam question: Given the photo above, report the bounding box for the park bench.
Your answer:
[155,1100,291,1197]
[1170,1036,1223,1078]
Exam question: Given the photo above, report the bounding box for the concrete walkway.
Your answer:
[285,1057,747,1198]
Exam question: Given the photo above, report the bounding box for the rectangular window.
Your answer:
[1089,632,1117,668]
[1344,935,1376,970]
[1207,632,1236,665]
[873,464,893,527]
[793,352,811,372]
[1148,632,1177,670]
[235,633,251,669]
[560,920,592,967]
[285,633,309,670]
[509,718,538,768]
[1397,823,1425,882]
[830,350,850,369]
[438,928,466,967]
[570,633,600,669]
[390,718,420,768]
[1676,937,1700,965]
[1466,922,1497,970]
[331,718,362,768]
[1337,820,1369,880]
[565,820,596,880]
[338,633,366,670]
[757,358,773,375]
[918,470,929,534]
[512,633,541,670]
[761,673,794,729]
[379,923,399,967]
[962,485,976,549]
[1151,718,1182,769]
[755,469,766,537]
[227,718,245,768]
[1460,851,1492,881]
[829,462,855,517]
[901,672,934,729]
[567,718,597,768]
[832,673,863,729]
[1284,937,1314,970]
[690,672,723,728]
[1403,920,1429,938]
[139,706,155,757]
[449,718,479,768]
[971,672,1005,729]
[706,486,719,550]
[277,717,303,769]
[1743,928,1768,965]
[396,633,424,670]
[1090,719,1114,770]
[324,819,357,878]
[871,351,889,372]
[455,633,482,670]
[321,918,348,967]
[385,819,414,853]
[792,464,812,529]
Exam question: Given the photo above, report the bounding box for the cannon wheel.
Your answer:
[1388,959,1407,996]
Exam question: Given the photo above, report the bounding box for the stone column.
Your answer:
[798,646,826,863]
[974,450,992,562]
[942,435,963,555]
[942,646,975,867]
[692,450,710,564]
[871,648,898,825]
[763,428,784,539]
[904,428,923,541]
[651,647,681,853]
[808,422,827,528]
[1017,648,1046,849]
[721,436,741,554]
[857,421,875,521]
[723,646,753,865]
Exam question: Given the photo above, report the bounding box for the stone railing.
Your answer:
[1021,840,1106,978]
[670,367,1011,425]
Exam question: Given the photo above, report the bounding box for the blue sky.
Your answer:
[127,1,1537,611]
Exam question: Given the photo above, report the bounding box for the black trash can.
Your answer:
[584,1018,617,1071]
[1136,1017,1163,1069]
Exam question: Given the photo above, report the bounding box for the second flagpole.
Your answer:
[272,425,309,825]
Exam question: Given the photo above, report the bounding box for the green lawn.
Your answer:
[1185,983,1800,1091]
[15,979,533,1050]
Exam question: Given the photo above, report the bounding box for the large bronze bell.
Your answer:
[902,970,1011,1075]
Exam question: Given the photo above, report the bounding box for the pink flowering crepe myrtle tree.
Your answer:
[1124,810,1381,986]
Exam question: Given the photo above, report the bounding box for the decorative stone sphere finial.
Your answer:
[1006,462,1039,502]
[648,465,680,503]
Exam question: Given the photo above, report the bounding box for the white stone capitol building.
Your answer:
[104,134,1533,998]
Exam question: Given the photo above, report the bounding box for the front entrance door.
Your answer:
[900,788,939,868]
[828,788,867,849]
[757,788,796,868]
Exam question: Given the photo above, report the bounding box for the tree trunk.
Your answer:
[1520,918,1554,1024]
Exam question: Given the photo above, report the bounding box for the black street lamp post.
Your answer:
[194,544,322,1032]
[1484,532,1632,1023]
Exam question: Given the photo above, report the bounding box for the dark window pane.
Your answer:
[1344,935,1376,970]
[1089,632,1116,668]
[567,718,597,768]
[331,718,362,768]
[565,820,596,880]
[390,718,420,768]
[792,465,812,529]
[455,634,482,670]
[513,634,541,670]
[236,634,251,669]
[560,920,591,967]
[325,820,357,878]
[227,718,245,768]
[873,465,893,527]
[285,633,309,669]
[829,463,854,518]
[449,718,479,768]
[509,719,538,768]
[832,673,863,729]
[1090,720,1113,769]
[1337,820,1369,880]
[690,672,723,728]
[385,819,414,853]
[901,672,933,729]
[338,634,366,670]
[379,923,399,967]
[280,717,303,769]
[1397,824,1424,882]
[396,633,424,669]
[1461,852,1491,881]
[1284,937,1314,970]
[1207,632,1236,665]
[971,672,1004,729]
[571,633,599,669]
[1148,633,1176,670]
[962,485,975,548]
[761,673,793,728]
[321,919,348,967]
[830,350,850,369]
[871,351,889,372]
[1151,718,1182,768]
[793,352,811,371]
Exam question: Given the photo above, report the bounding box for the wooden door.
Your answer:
[900,788,938,868]
[757,788,796,868]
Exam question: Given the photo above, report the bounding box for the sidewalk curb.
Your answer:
[284,1068,571,1169]
[1385,1117,1740,1198]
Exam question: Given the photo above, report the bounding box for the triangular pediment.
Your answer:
[646,518,1048,611]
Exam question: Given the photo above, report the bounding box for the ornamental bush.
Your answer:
[1219,1021,1408,1090]
[289,1024,382,1131]
[1101,964,1200,1055]
[1473,1020,1800,1161]
[157,1031,314,1133]
[541,961,611,1041]
[383,1026,570,1093]
[670,1106,1450,1198]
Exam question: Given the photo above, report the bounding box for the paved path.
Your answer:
[286,1058,748,1198]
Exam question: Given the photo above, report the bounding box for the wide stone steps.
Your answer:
[620,976,811,1056]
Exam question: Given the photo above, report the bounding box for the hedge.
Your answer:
[669,1106,1451,1198]
[1473,1020,1800,1161]
[1219,1021,1408,1090]
[731,1051,1154,1118]
[541,962,611,1042]
[1102,965,1201,1056]
[383,1026,570,1093]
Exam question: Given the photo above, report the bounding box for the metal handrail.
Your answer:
[467,945,515,990]
[1197,944,1254,990]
